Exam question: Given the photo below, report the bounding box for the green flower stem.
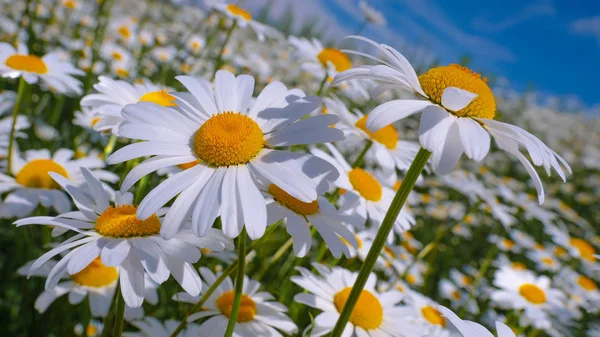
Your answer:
[169,221,281,337]
[103,135,118,160]
[6,77,28,176]
[329,147,431,337]
[224,228,247,337]
[351,141,372,168]
[84,0,114,93]
[212,20,238,79]
[254,237,293,281]
[460,244,498,317]
[315,74,329,96]
[112,285,126,337]
[134,174,150,205]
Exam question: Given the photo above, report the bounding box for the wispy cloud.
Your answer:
[571,16,600,46]
[471,1,556,33]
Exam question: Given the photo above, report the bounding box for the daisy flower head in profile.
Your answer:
[0,43,84,95]
[288,36,352,79]
[323,95,420,172]
[14,168,233,308]
[310,143,416,237]
[399,291,451,336]
[333,36,571,203]
[17,259,159,320]
[291,264,418,337]
[438,306,516,337]
[174,267,297,337]
[80,76,177,134]
[124,317,201,337]
[490,265,565,329]
[108,70,344,240]
[0,148,117,218]
[211,3,282,41]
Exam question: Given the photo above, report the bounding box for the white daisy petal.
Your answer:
[441,86,478,112]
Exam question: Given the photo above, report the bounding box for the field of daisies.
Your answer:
[0,0,599,337]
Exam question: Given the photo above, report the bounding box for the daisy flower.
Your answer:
[174,267,297,337]
[398,291,451,336]
[0,43,84,94]
[0,114,29,162]
[323,95,420,172]
[108,71,343,240]
[359,1,387,26]
[288,36,352,79]
[80,76,177,133]
[546,223,598,264]
[333,36,571,203]
[556,268,600,312]
[291,264,418,337]
[75,320,103,337]
[438,306,516,337]
[211,3,282,41]
[311,143,415,237]
[17,258,159,319]
[490,265,565,329]
[14,168,233,308]
[0,148,117,218]
[124,317,201,337]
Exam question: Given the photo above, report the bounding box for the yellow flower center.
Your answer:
[569,238,596,262]
[5,54,48,74]
[462,276,473,286]
[194,112,264,167]
[503,238,515,249]
[451,291,461,300]
[334,287,383,330]
[117,25,131,39]
[216,290,256,322]
[95,204,161,238]
[177,160,198,170]
[355,115,398,149]
[72,257,118,288]
[348,168,382,202]
[91,116,101,127]
[63,0,77,9]
[317,48,352,72]
[15,159,69,189]
[138,90,177,107]
[518,283,546,304]
[116,68,128,78]
[554,246,567,257]
[541,257,554,266]
[268,184,319,215]
[512,262,527,270]
[226,4,252,21]
[421,306,446,327]
[86,324,98,336]
[406,274,416,284]
[578,276,597,291]
[418,64,495,119]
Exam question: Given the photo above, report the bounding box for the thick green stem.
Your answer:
[351,141,372,168]
[212,20,237,78]
[329,147,431,337]
[169,221,281,337]
[224,229,247,337]
[7,77,28,176]
[112,285,125,337]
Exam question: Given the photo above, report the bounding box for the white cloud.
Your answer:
[571,16,600,46]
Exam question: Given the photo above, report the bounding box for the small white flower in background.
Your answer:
[174,267,298,337]
[124,317,202,337]
[359,1,387,26]
[288,36,352,79]
[0,43,84,95]
[334,36,571,203]
[0,148,118,218]
[211,3,282,41]
[14,168,233,307]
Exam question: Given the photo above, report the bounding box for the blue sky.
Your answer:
[248,0,600,112]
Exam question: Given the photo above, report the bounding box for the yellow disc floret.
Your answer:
[72,257,118,288]
[578,276,597,291]
[95,204,161,238]
[216,290,257,322]
[355,115,398,149]
[138,90,177,107]
[15,159,69,189]
[5,54,48,74]
[569,238,596,262]
[318,48,352,72]
[194,112,264,167]
[418,64,496,119]
[518,283,546,304]
[421,306,446,327]
[226,4,251,21]
[268,184,319,215]
[334,287,383,330]
[348,168,382,202]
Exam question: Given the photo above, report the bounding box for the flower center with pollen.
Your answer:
[138,90,177,107]
[95,204,161,238]
[569,238,596,262]
[418,64,496,119]
[216,290,257,322]
[518,283,546,304]
[72,257,118,287]
[15,159,69,189]
[194,112,264,167]
[348,168,382,202]
[226,4,252,21]
[318,48,352,72]
[578,276,597,291]
[355,115,398,149]
[421,306,446,327]
[269,184,319,215]
[5,54,48,74]
[334,287,383,329]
